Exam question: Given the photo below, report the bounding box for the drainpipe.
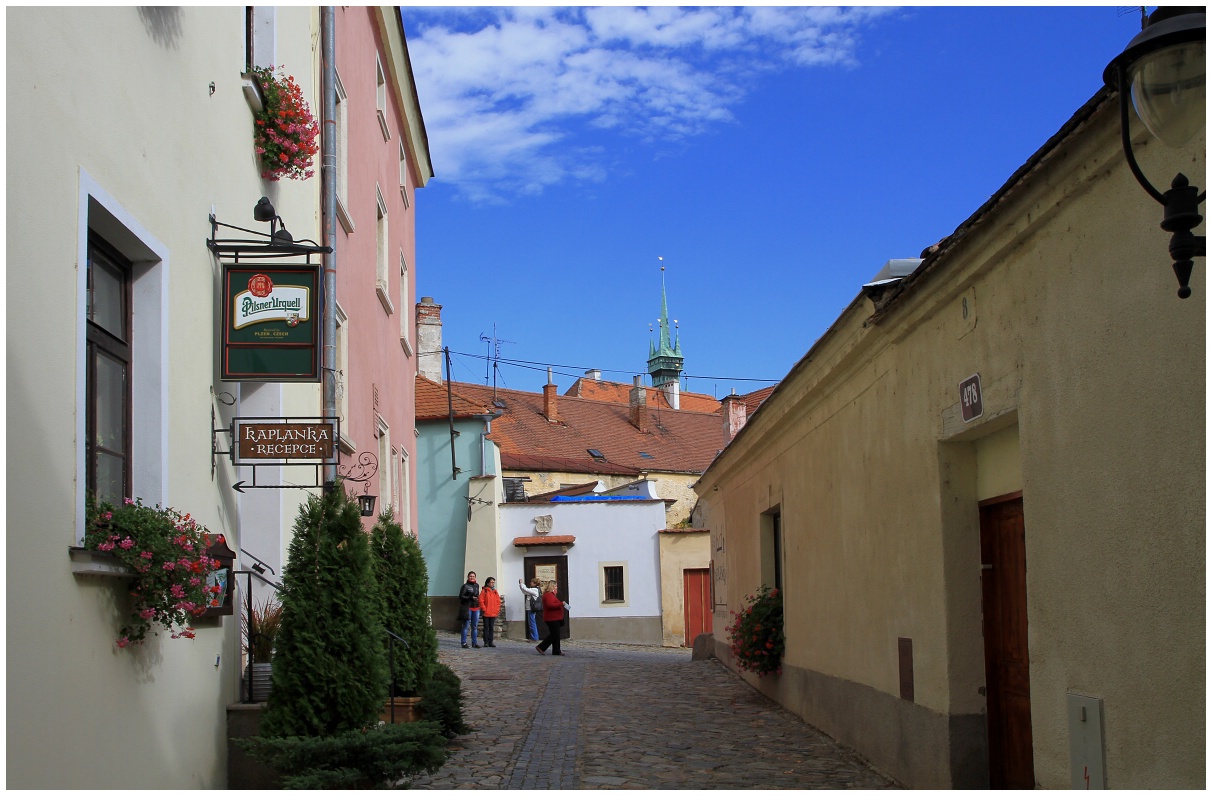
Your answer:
[321,7,337,487]
[475,411,504,477]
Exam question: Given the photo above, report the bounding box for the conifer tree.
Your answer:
[370,511,438,695]
[261,488,388,737]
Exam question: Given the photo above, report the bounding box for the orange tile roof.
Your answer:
[415,376,497,420]
[512,535,577,546]
[563,378,721,414]
[740,385,776,413]
[424,380,723,476]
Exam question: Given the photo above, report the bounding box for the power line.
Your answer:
[444,349,779,384]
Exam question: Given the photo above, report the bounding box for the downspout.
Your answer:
[475,411,504,477]
[321,7,337,487]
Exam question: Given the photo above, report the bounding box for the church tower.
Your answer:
[647,263,684,409]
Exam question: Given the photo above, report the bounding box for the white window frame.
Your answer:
[335,303,355,454]
[375,186,393,314]
[399,142,410,207]
[399,448,411,535]
[376,414,391,514]
[399,253,412,356]
[334,71,354,233]
[599,561,629,608]
[376,55,390,141]
[75,171,169,545]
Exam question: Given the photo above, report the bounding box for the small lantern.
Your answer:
[203,534,236,617]
[358,493,378,517]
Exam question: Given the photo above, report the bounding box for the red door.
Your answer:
[683,568,712,647]
[980,494,1034,789]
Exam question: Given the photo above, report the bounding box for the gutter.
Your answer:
[321,7,337,486]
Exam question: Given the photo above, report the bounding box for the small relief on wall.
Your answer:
[712,530,725,553]
[534,514,553,535]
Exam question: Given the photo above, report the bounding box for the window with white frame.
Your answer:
[600,561,629,606]
[390,445,400,517]
[398,253,412,355]
[375,187,392,313]
[245,6,276,72]
[376,415,391,513]
[399,142,410,206]
[76,175,169,545]
[376,55,390,141]
[399,449,411,534]
[334,71,353,233]
[335,304,354,453]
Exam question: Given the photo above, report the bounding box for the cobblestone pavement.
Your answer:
[410,631,898,789]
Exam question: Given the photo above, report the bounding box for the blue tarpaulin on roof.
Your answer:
[549,495,647,502]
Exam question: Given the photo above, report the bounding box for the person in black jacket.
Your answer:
[458,571,481,648]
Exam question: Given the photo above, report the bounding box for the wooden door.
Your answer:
[683,568,712,647]
[980,494,1034,789]
[525,555,570,640]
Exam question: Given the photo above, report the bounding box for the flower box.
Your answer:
[69,546,134,578]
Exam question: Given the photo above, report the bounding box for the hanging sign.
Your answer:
[222,265,321,382]
[234,418,339,463]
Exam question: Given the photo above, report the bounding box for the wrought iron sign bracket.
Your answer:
[207,215,331,263]
[213,415,341,493]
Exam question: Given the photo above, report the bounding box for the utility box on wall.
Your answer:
[1067,692,1106,789]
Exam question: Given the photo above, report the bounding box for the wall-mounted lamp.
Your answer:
[358,492,378,517]
[253,196,295,244]
[1103,7,1206,298]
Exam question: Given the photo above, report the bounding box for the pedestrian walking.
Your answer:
[480,577,502,647]
[535,582,569,656]
[458,571,481,648]
[518,577,542,641]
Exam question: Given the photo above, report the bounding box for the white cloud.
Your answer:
[403,7,894,201]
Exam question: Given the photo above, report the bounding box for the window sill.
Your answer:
[339,433,357,456]
[377,110,391,142]
[241,74,264,114]
[336,196,355,234]
[400,185,410,209]
[376,283,395,315]
[400,335,413,357]
[69,547,134,578]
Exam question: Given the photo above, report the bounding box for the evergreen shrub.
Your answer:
[418,662,469,737]
[370,511,438,695]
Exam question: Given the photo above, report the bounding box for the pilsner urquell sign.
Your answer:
[222,265,321,381]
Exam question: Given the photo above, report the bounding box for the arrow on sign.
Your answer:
[233,481,247,493]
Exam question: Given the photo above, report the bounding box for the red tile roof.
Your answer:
[424,380,723,476]
[415,376,496,420]
[512,535,577,546]
[563,378,722,414]
[740,385,776,414]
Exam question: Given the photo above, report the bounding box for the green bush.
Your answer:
[418,662,469,738]
[261,488,388,737]
[370,511,438,695]
[240,721,447,789]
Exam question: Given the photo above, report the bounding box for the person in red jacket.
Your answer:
[479,577,502,647]
[535,582,568,656]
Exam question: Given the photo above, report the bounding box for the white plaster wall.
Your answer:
[6,7,319,788]
[498,501,667,619]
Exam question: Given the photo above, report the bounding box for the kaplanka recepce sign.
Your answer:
[222,265,321,382]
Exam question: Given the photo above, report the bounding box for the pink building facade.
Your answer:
[332,7,431,533]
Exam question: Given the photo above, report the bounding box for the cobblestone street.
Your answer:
[411,632,898,789]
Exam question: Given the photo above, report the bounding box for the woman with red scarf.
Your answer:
[535,582,568,656]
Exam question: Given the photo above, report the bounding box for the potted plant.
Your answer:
[84,495,222,647]
[251,64,319,181]
[370,511,439,723]
[242,595,283,702]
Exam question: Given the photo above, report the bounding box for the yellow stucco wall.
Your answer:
[657,532,712,647]
[505,469,700,525]
[696,95,1204,788]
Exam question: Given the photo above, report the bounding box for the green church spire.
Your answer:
[648,259,683,390]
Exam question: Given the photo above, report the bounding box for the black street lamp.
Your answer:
[1103,7,1206,298]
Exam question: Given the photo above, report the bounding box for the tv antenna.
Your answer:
[479,324,514,397]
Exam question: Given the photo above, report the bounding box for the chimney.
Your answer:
[585,368,601,381]
[661,380,681,410]
[722,389,747,444]
[543,367,559,422]
[416,297,443,382]
[629,375,649,433]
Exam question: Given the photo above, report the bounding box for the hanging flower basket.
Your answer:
[85,496,224,647]
[251,65,319,181]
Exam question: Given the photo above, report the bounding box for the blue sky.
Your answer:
[401,5,1146,400]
